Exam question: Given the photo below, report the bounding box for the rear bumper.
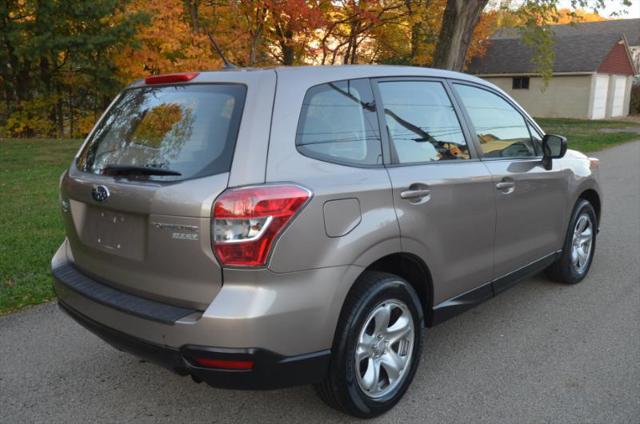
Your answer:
[51,240,356,389]
[58,300,330,390]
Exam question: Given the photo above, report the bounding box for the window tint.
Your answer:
[77,84,246,181]
[378,81,469,163]
[296,79,382,166]
[454,84,536,158]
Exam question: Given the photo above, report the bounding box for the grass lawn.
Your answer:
[536,117,639,153]
[0,139,81,314]
[0,118,638,315]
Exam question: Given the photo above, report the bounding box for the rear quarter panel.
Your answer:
[264,72,401,273]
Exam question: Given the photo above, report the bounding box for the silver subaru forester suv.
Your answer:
[52,65,601,418]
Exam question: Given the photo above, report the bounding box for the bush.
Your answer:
[631,82,640,115]
[1,97,56,138]
[0,97,96,139]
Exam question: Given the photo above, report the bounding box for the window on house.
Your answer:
[512,77,530,90]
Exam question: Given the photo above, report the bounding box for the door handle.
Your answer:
[400,188,431,200]
[495,179,515,193]
[495,182,514,190]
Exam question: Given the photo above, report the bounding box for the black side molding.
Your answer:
[430,251,560,326]
[492,252,558,294]
[429,282,494,325]
[52,264,197,325]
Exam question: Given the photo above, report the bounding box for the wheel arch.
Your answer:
[351,252,435,328]
[578,189,601,226]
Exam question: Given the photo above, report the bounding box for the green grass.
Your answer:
[0,138,81,314]
[536,117,639,153]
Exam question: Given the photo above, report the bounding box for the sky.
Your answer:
[555,0,640,19]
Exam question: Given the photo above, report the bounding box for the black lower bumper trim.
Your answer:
[58,301,330,390]
[52,263,197,325]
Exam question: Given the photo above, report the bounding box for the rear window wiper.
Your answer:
[101,165,182,177]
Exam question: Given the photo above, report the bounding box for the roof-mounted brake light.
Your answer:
[144,72,199,85]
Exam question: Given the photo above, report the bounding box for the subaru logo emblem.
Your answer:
[92,185,110,202]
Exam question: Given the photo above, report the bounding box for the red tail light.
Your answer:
[144,72,199,85]
[212,185,312,267]
[193,357,254,370]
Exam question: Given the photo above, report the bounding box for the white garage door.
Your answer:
[591,75,609,119]
[610,76,627,117]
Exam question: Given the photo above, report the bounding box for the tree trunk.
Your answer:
[343,20,361,64]
[249,35,260,66]
[432,0,488,71]
[40,56,58,137]
[275,24,295,65]
[350,37,359,64]
[405,0,420,63]
[247,5,267,66]
[281,41,294,65]
[409,20,424,64]
[69,90,74,138]
[55,84,63,138]
[185,0,200,33]
[343,34,354,64]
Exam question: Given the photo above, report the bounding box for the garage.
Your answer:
[469,20,638,120]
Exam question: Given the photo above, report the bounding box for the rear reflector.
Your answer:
[144,72,199,85]
[212,185,312,267]
[193,357,254,370]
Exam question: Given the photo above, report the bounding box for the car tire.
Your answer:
[314,271,423,418]
[546,199,597,284]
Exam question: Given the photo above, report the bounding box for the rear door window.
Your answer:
[296,79,382,166]
[76,84,246,181]
[377,80,470,163]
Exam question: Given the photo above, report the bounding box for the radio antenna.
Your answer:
[207,31,236,69]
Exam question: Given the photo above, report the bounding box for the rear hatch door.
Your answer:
[60,80,254,309]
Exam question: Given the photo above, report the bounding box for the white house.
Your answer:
[468,19,639,119]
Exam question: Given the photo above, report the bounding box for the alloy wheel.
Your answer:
[354,299,415,399]
[571,214,593,274]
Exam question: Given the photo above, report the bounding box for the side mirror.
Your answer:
[542,134,567,170]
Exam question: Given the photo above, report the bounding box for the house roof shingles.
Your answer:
[468,18,639,75]
[493,18,640,45]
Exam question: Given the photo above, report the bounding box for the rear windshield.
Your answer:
[76,84,246,181]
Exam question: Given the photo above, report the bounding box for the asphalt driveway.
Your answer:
[1,141,639,424]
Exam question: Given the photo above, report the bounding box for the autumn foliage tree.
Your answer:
[0,0,632,138]
[0,0,145,137]
[266,0,327,65]
[113,0,221,80]
[371,0,496,66]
